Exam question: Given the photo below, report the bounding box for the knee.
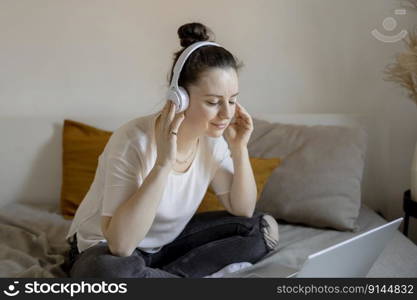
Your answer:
[242,212,280,253]
[260,214,280,252]
[70,250,147,278]
[70,253,115,278]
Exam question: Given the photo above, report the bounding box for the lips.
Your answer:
[211,122,227,129]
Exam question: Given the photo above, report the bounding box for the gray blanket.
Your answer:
[0,202,416,278]
[0,203,71,277]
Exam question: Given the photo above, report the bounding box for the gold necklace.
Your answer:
[176,139,198,164]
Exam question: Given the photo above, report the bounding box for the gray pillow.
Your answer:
[250,118,367,231]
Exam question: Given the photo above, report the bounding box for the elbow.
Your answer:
[232,205,255,218]
[242,211,254,218]
[104,229,134,257]
[239,208,256,218]
[110,246,133,257]
[113,251,132,257]
[243,202,257,218]
[107,240,134,257]
[229,194,256,218]
[232,210,254,218]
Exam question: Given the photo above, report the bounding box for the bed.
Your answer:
[0,113,416,278]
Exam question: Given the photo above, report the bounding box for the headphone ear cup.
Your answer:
[177,86,189,113]
[166,87,181,112]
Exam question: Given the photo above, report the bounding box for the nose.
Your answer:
[218,102,234,120]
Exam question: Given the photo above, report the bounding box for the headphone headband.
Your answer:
[170,41,221,89]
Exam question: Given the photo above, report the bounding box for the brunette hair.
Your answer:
[167,22,244,93]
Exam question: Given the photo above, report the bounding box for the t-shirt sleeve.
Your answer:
[210,138,234,196]
[101,140,144,217]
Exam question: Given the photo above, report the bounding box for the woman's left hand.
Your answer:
[224,102,254,150]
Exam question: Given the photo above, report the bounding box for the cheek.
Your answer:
[187,104,214,123]
[197,103,217,117]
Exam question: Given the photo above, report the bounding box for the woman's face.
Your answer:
[184,67,239,138]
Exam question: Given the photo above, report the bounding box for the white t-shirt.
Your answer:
[66,112,234,254]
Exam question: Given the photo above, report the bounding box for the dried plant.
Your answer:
[384,1,417,104]
[384,30,417,103]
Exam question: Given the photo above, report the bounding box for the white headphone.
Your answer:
[166,41,221,113]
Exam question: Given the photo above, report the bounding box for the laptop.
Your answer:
[223,217,403,278]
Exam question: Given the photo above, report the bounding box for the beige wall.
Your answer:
[0,0,416,243]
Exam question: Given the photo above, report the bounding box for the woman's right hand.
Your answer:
[154,101,185,169]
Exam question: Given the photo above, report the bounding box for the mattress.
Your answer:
[0,202,416,278]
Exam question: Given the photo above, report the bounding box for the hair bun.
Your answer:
[177,22,214,48]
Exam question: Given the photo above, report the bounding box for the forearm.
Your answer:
[229,147,257,217]
[105,164,171,256]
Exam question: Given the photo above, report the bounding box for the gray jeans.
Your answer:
[67,210,274,278]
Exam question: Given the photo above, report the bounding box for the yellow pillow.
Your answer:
[61,120,112,219]
[60,119,281,219]
[196,157,281,213]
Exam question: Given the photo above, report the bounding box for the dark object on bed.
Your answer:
[403,189,417,237]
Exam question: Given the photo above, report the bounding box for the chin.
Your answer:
[206,130,224,138]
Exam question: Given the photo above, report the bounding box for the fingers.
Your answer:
[161,101,171,114]
[160,101,170,131]
[161,101,171,122]
[161,101,176,134]
[160,100,182,137]
[170,112,185,136]
[167,101,176,129]
[235,102,253,125]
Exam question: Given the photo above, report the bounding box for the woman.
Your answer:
[65,22,279,278]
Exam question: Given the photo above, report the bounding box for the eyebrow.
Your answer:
[204,92,239,98]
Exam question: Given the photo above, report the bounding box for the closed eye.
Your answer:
[206,98,237,106]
